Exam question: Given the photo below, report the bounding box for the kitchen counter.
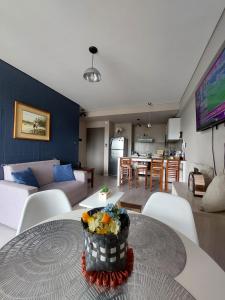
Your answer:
[130,156,185,161]
[130,157,152,161]
[117,157,187,186]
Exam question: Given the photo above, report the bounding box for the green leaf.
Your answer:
[100,184,109,193]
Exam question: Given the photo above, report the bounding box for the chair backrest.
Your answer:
[16,189,72,235]
[150,159,164,176]
[166,159,180,181]
[142,192,199,245]
[120,157,132,167]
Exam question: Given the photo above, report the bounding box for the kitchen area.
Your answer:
[107,118,187,186]
[79,114,187,185]
[132,118,183,159]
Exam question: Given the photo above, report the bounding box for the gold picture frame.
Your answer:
[13,101,50,141]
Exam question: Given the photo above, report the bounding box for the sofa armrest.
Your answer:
[0,180,38,193]
[73,170,87,183]
[0,180,38,229]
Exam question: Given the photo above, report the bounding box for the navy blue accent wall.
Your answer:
[0,60,80,179]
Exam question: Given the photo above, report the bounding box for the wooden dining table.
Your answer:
[0,209,225,300]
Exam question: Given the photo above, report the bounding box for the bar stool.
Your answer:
[120,157,132,187]
[149,159,164,192]
[165,159,180,192]
[134,162,148,189]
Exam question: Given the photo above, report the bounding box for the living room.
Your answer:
[0,1,225,299]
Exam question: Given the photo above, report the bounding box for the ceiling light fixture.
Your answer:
[147,122,152,128]
[136,118,142,127]
[83,46,101,83]
[147,102,152,128]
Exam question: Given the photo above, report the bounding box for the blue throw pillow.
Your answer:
[53,164,75,182]
[11,168,40,188]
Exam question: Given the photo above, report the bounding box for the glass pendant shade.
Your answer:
[83,46,101,82]
[83,67,101,82]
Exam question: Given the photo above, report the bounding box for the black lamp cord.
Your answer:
[92,54,94,68]
[212,126,217,176]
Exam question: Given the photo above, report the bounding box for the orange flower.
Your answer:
[101,213,111,224]
[82,211,90,223]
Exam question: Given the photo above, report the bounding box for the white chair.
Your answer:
[142,192,199,245]
[16,189,72,235]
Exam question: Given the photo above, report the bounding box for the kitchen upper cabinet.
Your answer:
[167,118,181,140]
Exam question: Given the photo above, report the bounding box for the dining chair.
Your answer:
[149,159,164,191]
[165,159,180,192]
[120,157,132,187]
[133,162,148,188]
[16,189,72,235]
[142,192,199,244]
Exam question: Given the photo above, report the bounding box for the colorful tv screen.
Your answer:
[196,46,225,131]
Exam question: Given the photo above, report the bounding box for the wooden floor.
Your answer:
[87,175,225,271]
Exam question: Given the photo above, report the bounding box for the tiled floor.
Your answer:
[0,175,162,249]
[87,174,166,206]
[1,175,225,272]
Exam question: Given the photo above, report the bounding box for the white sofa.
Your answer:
[0,159,87,229]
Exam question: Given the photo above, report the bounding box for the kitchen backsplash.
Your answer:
[134,141,164,155]
[133,124,182,155]
[134,140,182,155]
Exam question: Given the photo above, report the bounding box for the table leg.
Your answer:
[145,169,148,189]
[91,170,94,188]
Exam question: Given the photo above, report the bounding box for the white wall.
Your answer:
[180,10,225,175]
[181,97,225,174]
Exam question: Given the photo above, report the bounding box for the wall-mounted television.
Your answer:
[196,46,225,131]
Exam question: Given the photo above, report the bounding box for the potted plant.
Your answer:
[99,184,111,200]
[81,204,130,272]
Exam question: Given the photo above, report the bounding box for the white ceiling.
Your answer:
[0,0,224,113]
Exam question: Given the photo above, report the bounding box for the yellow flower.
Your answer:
[83,208,122,235]
[109,220,120,235]
[96,227,108,234]
[88,217,96,232]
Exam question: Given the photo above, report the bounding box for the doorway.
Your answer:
[86,127,104,175]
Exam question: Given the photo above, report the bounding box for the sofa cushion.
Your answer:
[3,159,60,187]
[40,181,86,206]
[53,164,75,182]
[11,168,40,188]
[201,175,225,212]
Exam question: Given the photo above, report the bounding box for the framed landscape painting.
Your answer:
[13,101,50,141]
